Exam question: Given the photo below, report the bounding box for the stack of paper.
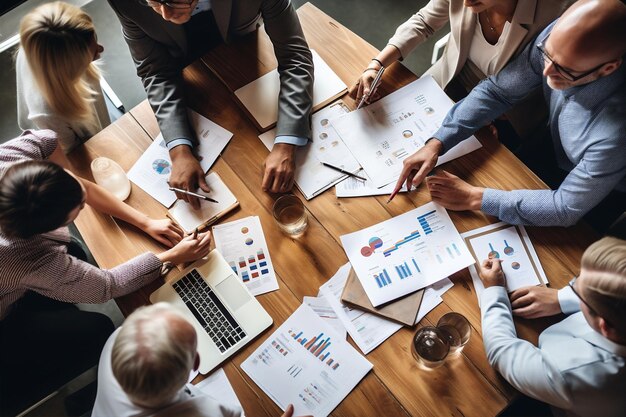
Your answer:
[340,202,474,307]
[331,75,482,188]
[213,216,279,296]
[241,304,372,417]
[259,102,361,200]
[127,109,233,207]
[235,50,347,131]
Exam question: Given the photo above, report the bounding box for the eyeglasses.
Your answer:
[568,276,597,313]
[144,0,195,9]
[536,36,606,82]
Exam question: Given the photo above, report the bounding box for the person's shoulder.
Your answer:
[153,395,242,417]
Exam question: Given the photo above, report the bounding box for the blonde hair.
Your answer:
[19,1,100,129]
[580,237,626,334]
[111,303,198,408]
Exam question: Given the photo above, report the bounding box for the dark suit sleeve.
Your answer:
[261,0,314,139]
[106,0,196,146]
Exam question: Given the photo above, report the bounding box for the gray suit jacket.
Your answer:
[107,0,314,145]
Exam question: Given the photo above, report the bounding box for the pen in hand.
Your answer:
[192,227,198,240]
[169,187,219,204]
[357,66,385,110]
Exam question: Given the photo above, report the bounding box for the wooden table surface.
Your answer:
[67,3,598,417]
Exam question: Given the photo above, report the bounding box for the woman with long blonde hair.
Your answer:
[16,1,110,152]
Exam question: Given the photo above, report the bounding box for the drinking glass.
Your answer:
[436,312,471,355]
[411,326,450,369]
[90,157,131,201]
[272,194,308,236]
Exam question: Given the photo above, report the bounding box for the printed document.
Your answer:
[303,295,348,339]
[259,102,361,200]
[241,304,372,417]
[340,202,473,307]
[127,109,233,207]
[331,76,482,188]
[335,169,407,198]
[213,216,279,296]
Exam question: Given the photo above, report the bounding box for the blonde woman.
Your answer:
[351,0,571,139]
[16,1,110,152]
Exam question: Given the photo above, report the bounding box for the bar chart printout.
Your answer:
[241,305,373,417]
[340,202,474,307]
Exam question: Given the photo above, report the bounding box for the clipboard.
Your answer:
[167,172,239,234]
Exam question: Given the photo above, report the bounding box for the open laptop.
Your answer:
[150,250,273,374]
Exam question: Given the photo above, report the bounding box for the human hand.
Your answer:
[426,170,484,211]
[280,404,312,417]
[510,286,561,318]
[349,68,382,105]
[157,231,211,265]
[390,139,442,200]
[169,145,209,210]
[262,143,296,193]
[478,258,506,288]
[145,218,184,248]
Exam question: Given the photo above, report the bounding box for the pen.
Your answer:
[321,162,367,181]
[357,66,385,110]
[192,227,198,239]
[169,187,219,204]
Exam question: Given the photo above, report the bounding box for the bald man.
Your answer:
[393,0,626,230]
[92,303,306,417]
[477,237,626,416]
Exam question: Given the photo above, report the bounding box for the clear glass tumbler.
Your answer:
[436,312,471,355]
[272,194,308,236]
[411,326,450,369]
[90,157,131,201]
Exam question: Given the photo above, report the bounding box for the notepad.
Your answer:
[235,50,347,131]
[167,172,239,234]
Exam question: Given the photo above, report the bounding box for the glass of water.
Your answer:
[272,194,308,236]
[90,157,131,201]
[411,326,450,369]
[436,312,471,355]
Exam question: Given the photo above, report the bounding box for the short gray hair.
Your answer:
[111,303,197,408]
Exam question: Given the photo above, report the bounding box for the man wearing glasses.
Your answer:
[477,236,626,416]
[392,0,626,231]
[106,0,313,207]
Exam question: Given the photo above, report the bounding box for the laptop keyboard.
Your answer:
[173,269,247,353]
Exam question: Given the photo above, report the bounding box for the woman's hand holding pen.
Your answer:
[157,230,212,265]
[145,218,184,248]
[350,66,383,105]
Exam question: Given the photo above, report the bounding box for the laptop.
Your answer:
[150,250,273,374]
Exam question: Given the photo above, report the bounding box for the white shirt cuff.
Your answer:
[558,286,581,315]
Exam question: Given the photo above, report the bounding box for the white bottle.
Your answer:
[90,157,131,201]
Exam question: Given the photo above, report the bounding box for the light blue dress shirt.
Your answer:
[481,286,626,417]
[433,21,626,227]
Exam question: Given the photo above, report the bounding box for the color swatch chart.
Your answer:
[213,216,279,296]
[241,305,372,417]
[341,202,474,307]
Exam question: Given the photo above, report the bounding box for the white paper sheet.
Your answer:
[168,172,237,233]
[235,50,347,130]
[414,278,454,324]
[194,368,244,415]
[127,109,233,207]
[335,169,407,198]
[259,102,361,200]
[318,264,402,355]
[212,216,279,296]
[461,222,548,306]
[340,202,474,307]
[304,296,347,339]
[331,76,482,188]
[241,304,372,417]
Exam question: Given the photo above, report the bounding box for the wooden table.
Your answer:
[67,3,598,416]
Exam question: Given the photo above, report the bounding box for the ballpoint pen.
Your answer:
[169,187,219,204]
[357,66,385,110]
[192,228,198,239]
[321,162,367,181]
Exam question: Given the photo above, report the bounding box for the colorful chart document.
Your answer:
[259,102,361,200]
[241,304,372,417]
[303,296,347,339]
[331,75,482,188]
[335,169,407,198]
[340,202,474,307]
[318,264,402,355]
[213,216,279,296]
[461,222,548,305]
[127,109,233,207]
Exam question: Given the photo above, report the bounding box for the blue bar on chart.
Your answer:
[417,209,437,235]
[242,270,250,282]
[436,254,443,264]
[412,258,421,273]
[374,269,392,288]
[452,243,461,256]
[229,261,237,274]
[394,261,414,279]
[382,229,422,257]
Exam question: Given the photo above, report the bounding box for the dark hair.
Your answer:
[0,161,83,238]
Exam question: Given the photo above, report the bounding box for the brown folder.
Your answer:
[340,268,424,326]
